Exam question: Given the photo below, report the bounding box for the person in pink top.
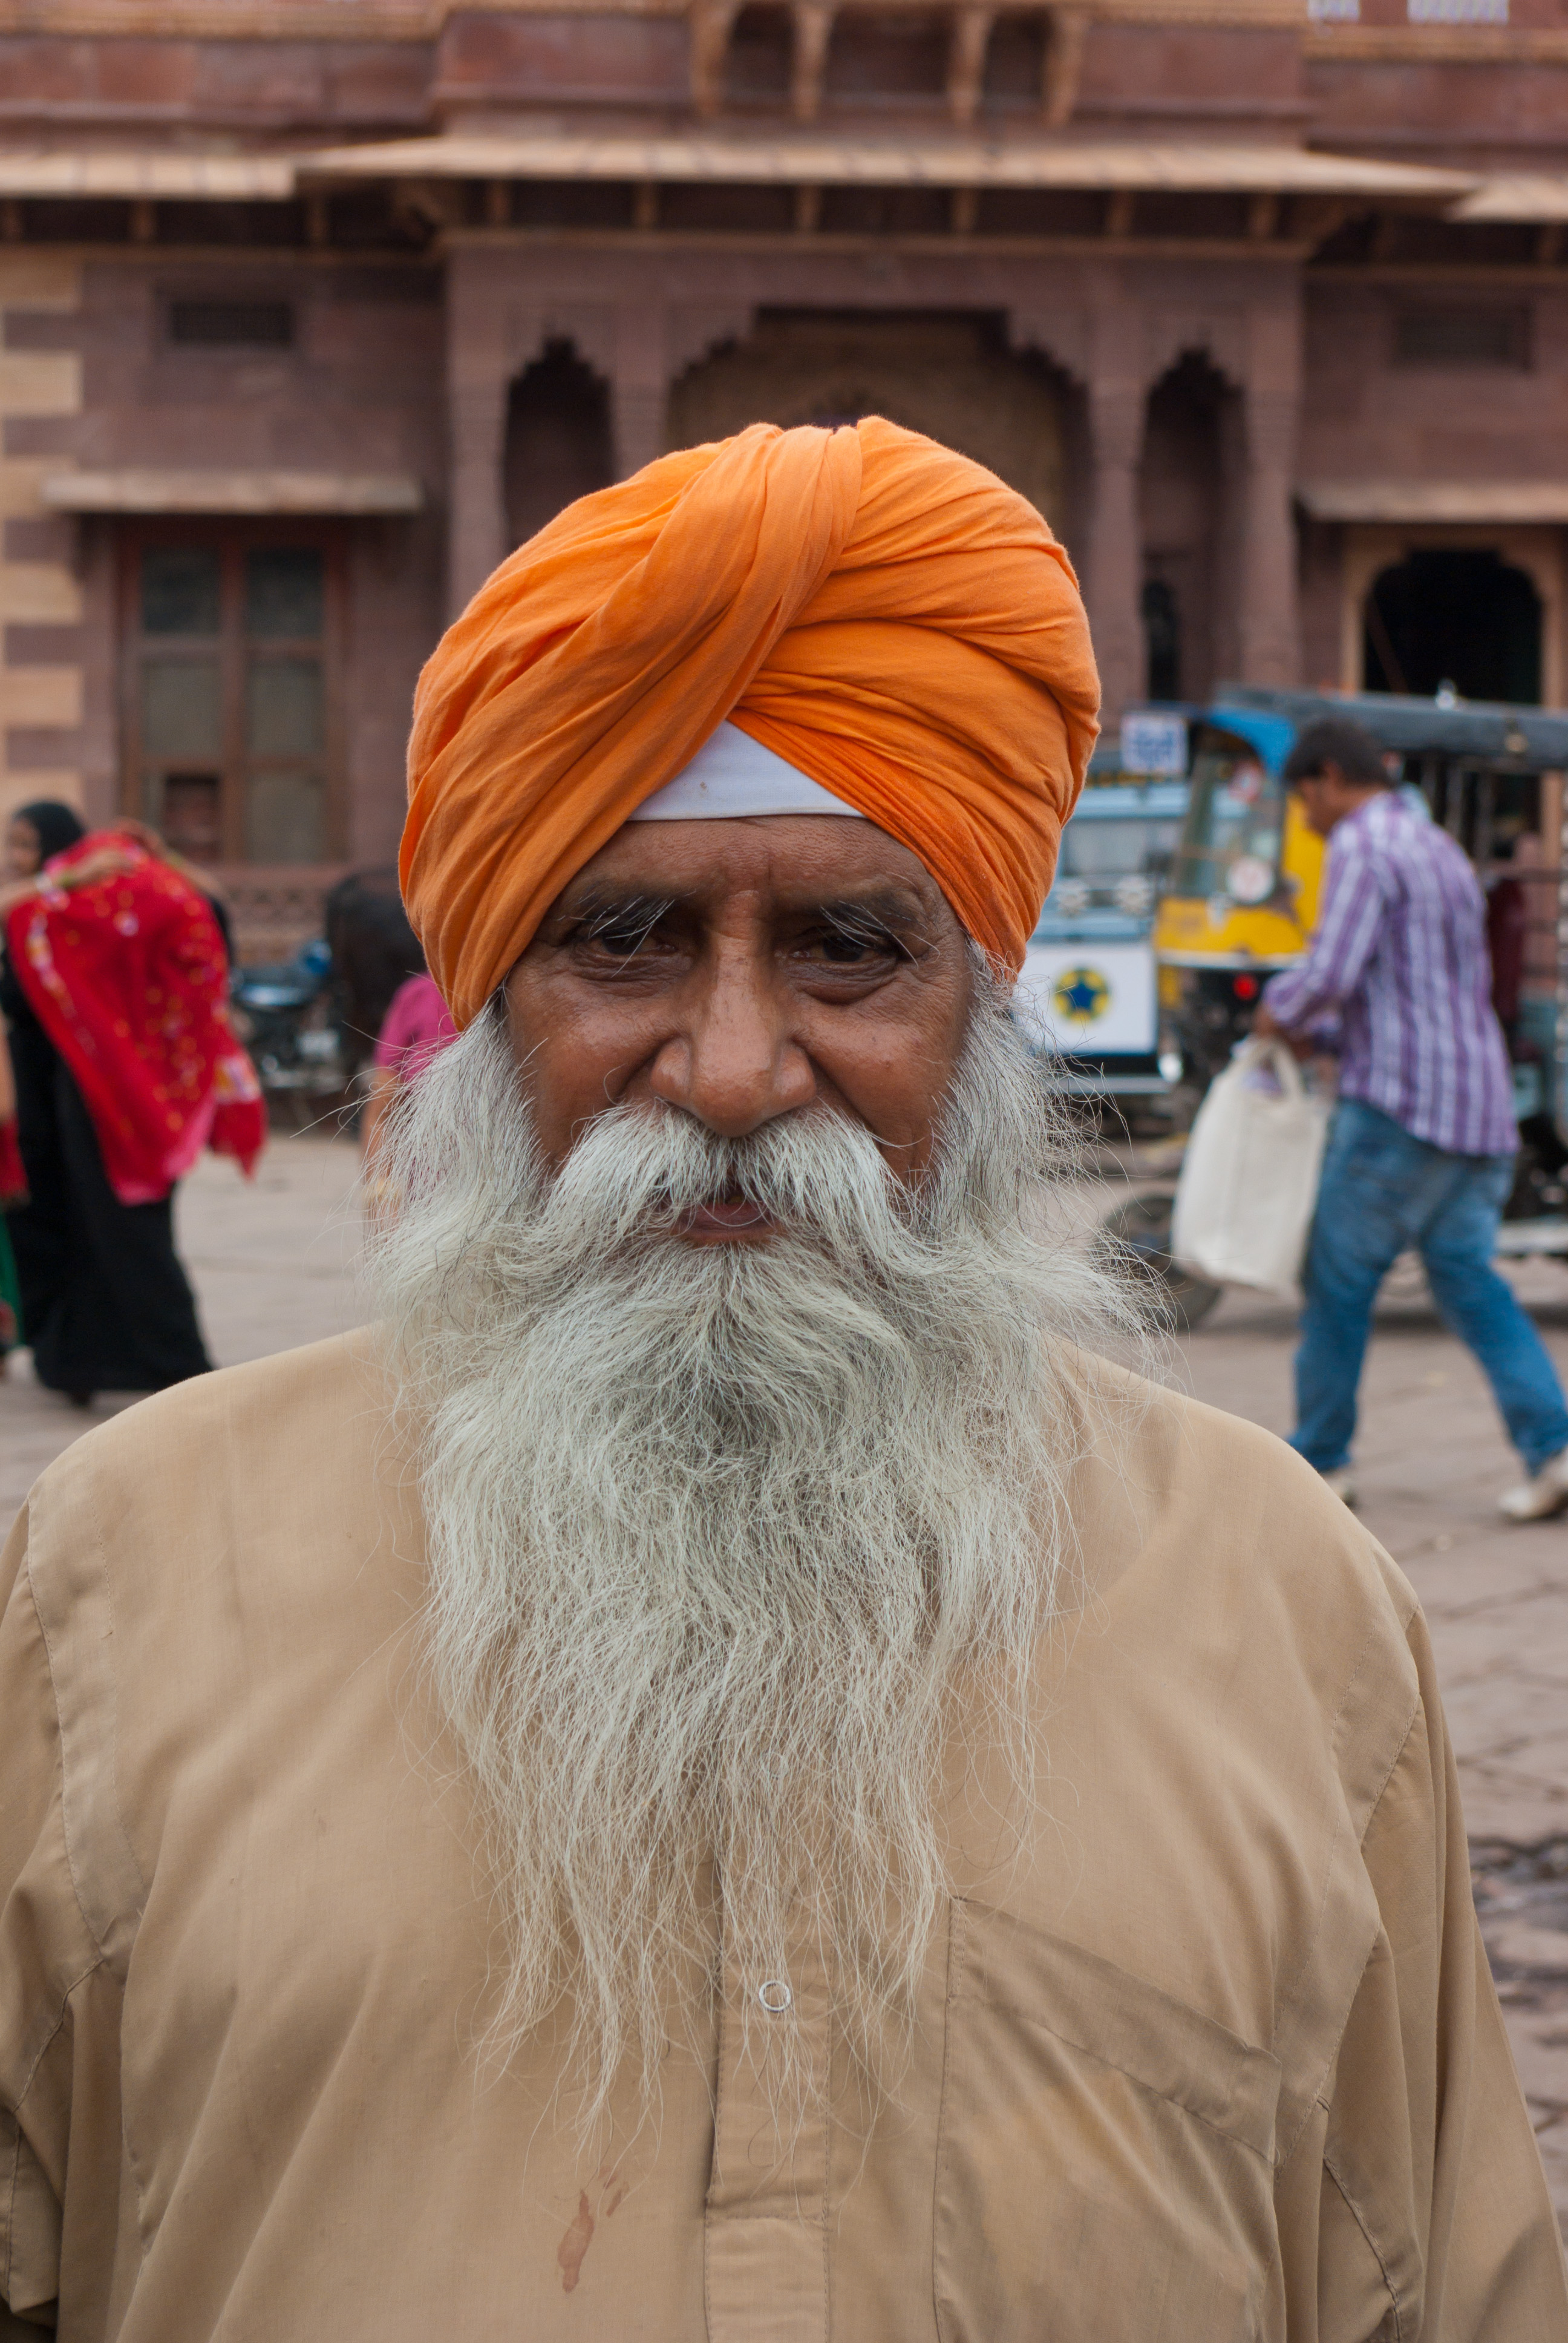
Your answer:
[362,971,457,1179]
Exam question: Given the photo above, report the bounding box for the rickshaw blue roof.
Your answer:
[1212,687,1568,773]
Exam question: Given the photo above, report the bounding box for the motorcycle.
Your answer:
[229,938,347,1126]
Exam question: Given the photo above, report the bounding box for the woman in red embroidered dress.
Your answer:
[0,802,265,1406]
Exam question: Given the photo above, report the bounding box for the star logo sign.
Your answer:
[1052,965,1112,1026]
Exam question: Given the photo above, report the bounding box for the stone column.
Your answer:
[1238,385,1300,686]
[1238,295,1302,687]
[1083,380,1145,727]
[445,253,513,618]
[612,303,669,480]
[612,382,666,480]
[447,379,508,617]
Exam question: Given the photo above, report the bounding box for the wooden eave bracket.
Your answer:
[685,1,1084,131]
[1044,5,1089,128]
[790,1,835,122]
[690,0,744,117]
[948,7,996,126]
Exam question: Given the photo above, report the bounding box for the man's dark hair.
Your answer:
[1282,719,1393,790]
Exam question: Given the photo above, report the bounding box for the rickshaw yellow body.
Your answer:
[1153,794,1326,973]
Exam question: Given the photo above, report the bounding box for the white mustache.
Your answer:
[537,1097,915,1262]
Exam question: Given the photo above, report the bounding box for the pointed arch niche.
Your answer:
[1138,351,1241,707]
[503,340,613,552]
[1337,528,1560,707]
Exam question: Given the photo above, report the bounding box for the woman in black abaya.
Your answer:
[0,801,213,1405]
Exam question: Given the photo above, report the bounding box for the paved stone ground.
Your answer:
[0,1132,362,1521]
[6,1135,1568,2220]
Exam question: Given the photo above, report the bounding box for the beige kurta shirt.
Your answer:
[0,1330,1563,2341]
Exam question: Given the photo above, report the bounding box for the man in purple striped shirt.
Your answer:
[1256,716,1568,1521]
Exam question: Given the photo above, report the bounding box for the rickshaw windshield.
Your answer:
[1173,732,1287,900]
[1056,818,1183,883]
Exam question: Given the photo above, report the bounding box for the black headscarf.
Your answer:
[2,801,89,1031]
[12,799,87,868]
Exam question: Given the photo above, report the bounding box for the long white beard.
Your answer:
[368,986,1138,2134]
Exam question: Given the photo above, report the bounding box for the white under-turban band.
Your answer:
[626,720,866,821]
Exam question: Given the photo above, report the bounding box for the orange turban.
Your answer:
[403,416,1099,1026]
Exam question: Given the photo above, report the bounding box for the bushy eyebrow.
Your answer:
[814,892,932,954]
[563,887,683,949]
[552,879,933,955]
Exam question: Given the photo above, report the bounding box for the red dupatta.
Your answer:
[6,836,267,1205]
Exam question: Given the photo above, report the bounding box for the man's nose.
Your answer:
[647,956,815,1137]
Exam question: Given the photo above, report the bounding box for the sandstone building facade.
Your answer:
[1,0,1566,942]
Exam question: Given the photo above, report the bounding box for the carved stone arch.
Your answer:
[1006,306,1091,396]
[503,333,615,550]
[1001,308,1092,560]
[667,304,759,387]
[1363,539,1547,704]
[501,304,619,390]
[1138,346,1243,701]
[1142,313,1246,400]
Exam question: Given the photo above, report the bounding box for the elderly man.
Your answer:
[1,423,1563,2341]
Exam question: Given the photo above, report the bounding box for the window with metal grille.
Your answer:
[1408,0,1507,22]
[120,525,342,865]
[1393,307,1530,367]
[166,300,294,349]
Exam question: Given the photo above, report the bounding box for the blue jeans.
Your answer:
[1292,1098,1568,1476]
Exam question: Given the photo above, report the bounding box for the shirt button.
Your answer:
[757,1978,792,2014]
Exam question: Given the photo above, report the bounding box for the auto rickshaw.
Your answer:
[1015,721,1190,1119]
[1109,685,1568,1329]
[1152,702,1326,1096]
[1156,686,1568,1104]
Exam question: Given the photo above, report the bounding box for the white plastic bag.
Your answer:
[1170,1038,1330,1300]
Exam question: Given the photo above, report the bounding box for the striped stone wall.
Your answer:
[0,252,82,828]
